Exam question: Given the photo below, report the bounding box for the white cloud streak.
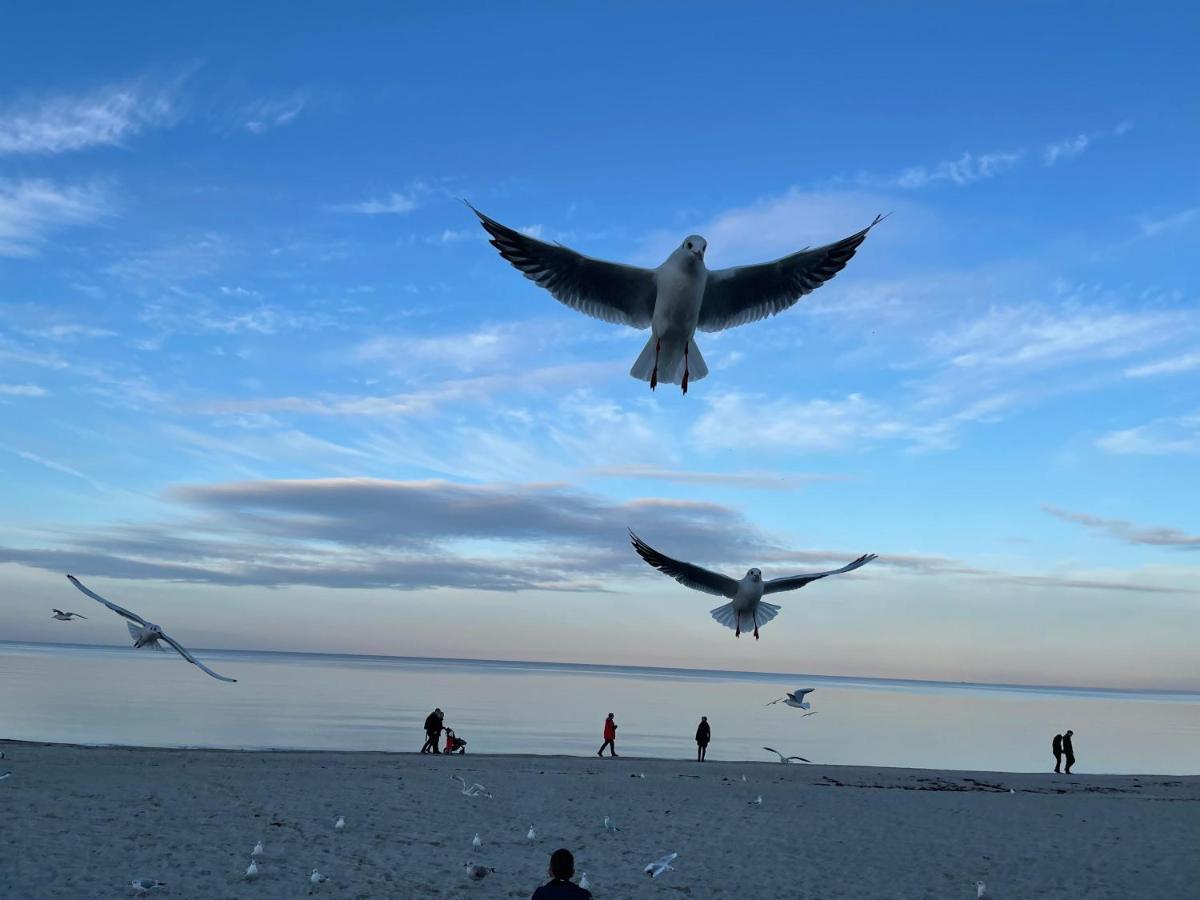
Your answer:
[0,179,112,257]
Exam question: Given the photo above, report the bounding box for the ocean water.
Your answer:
[1,641,1196,774]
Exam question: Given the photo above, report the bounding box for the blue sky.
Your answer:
[1,3,1197,688]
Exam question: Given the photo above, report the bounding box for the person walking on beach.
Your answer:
[597,713,618,757]
[1052,732,1063,773]
[421,708,443,754]
[531,848,593,899]
[695,716,711,762]
[1062,729,1075,774]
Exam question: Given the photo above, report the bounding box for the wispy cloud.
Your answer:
[1097,413,1200,456]
[0,78,178,155]
[0,178,113,257]
[887,149,1025,189]
[1124,351,1200,378]
[243,92,308,134]
[0,383,48,397]
[1043,134,1089,166]
[329,191,419,215]
[584,464,846,490]
[1138,207,1198,238]
[1043,505,1200,550]
[0,443,105,491]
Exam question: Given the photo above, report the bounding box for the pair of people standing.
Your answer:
[1052,729,1075,773]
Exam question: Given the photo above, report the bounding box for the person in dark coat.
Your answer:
[1062,729,1075,773]
[420,708,443,754]
[1052,732,1063,773]
[531,848,592,899]
[597,713,618,757]
[695,716,711,762]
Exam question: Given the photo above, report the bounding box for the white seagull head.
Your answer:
[681,234,707,262]
[747,567,762,581]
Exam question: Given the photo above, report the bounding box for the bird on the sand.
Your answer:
[763,746,811,764]
[130,880,166,897]
[603,816,619,832]
[309,868,328,893]
[251,840,264,858]
[766,688,817,710]
[526,824,537,843]
[628,532,877,639]
[471,204,884,393]
[749,794,763,806]
[975,881,990,899]
[333,815,345,830]
[244,860,258,881]
[465,863,495,881]
[580,873,592,890]
[66,575,236,682]
[472,833,482,851]
[644,852,678,879]
[0,772,11,781]
[51,609,87,620]
[452,774,492,798]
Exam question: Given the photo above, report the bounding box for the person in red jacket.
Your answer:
[597,712,618,757]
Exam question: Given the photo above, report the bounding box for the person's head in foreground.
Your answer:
[1066,729,1073,737]
[549,848,574,880]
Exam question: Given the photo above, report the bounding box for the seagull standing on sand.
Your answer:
[309,868,328,894]
[244,860,259,881]
[472,833,482,851]
[65,575,236,682]
[975,881,989,899]
[471,205,884,393]
[51,609,87,620]
[763,747,810,764]
[333,815,345,830]
[629,532,877,639]
[748,794,763,806]
[644,853,678,879]
[130,880,166,897]
[251,840,263,858]
[580,873,592,890]
[526,825,537,843]
[766,688,816,710]
[603,816,620,832]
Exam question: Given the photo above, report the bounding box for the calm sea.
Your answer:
[1,641,1196,774]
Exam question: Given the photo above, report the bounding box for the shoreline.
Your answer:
[1,743,1196,899]
[4,739,1198,778]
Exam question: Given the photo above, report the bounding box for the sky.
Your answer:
[1,3,1197,690]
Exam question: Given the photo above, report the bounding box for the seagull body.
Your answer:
[749,794,763,806]
[244,860,258,881]
[644,852,677,879]
[526,824,536,843]
[472,832,482,851]
[251,840,264,858]
[603,815,619,832]
[767,688,816,710]
[465,863,495,881]
[976,881,989,899]
[580,873,591,890]
[66,575,236,682]
[629,532,877,638]
[130,880,166,897]
[309,868,328,893]
[0,772,11,781]
[472,205,883,393]
[763,746,810,764]
[452,775,492,798]
[334,815,345,830]
[51,609,87,621]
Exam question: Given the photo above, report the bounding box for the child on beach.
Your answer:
[532,848,593,899]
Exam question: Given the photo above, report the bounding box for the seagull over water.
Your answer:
[472,204,884,393]
[629,532,877,639]
[51,608,87,621]
[766,688,817,710]
[66,575,236,682]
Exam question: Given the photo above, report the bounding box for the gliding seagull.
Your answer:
[629,532,877,639]
[66,575,236,682]
[452,775,492,798]
[766,688,816,710]
[51,609,87,621]
[644,852,678,879]
[472,205,883,394]
[763,746,810,764]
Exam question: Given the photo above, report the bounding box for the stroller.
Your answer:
[442,728,467,754]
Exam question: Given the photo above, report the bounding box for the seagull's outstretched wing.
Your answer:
[697,215,884,333]
[786,755,811,763]
[763,553,878,595]
[471,205,657,328]
[791,688,815,703]
[763,746,785,761]
[628,530,739,598]
[158,632,237,683]
[66,575,147,626]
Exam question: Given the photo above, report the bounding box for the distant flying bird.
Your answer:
[51,609,87,621]
[766,688,817,710]
[333,815,345,830]
[452,775,492,798]
[472,833,482,851]
[471,204,883,393]
[66,575,236,683]
[763,746,810,764]
[628,532,877,639]
[644,852,678,879]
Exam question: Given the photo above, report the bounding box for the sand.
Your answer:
[0,742,1196,899]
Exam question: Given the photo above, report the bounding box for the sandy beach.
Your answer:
[1,742,1196,899]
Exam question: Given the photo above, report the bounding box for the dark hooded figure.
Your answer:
[1062,729,1075,774]
[695,716,711,762]
[421,708,443,754]
[1052,732,1063,773]
[532,848,593,899]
